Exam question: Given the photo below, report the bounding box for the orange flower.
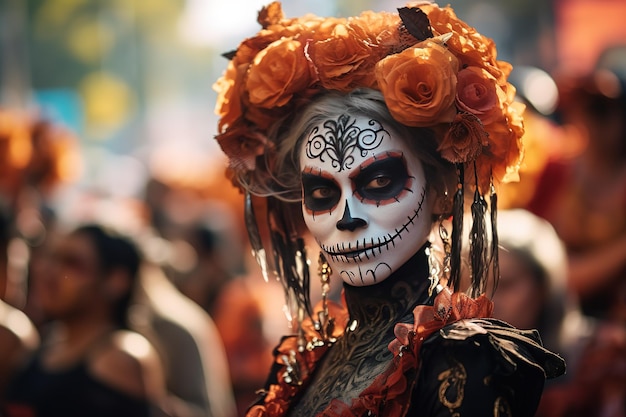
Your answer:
[309,23,378,91]
[473,101,525,192]
[213,61,245,133]
[426,7,493,61]
[215,125,268,171]
[351,10,401,52]
[246,38,313,109]
[244,103,290,132]
[257,2,284,28]
[456,66,506,125]
[438,112,488,163]
[375,39,458,127]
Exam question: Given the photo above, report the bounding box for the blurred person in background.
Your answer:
[528,45,626,324]
[527,45,626,417]
[175,224,273,417]
[2,224,171,417]
[0,107,81,322]
[491,209,591,378]
[131,254,237,417]
[0,205,39,395]
[136,178,239,417]
[143,176,267,416]
[0,108,75,398]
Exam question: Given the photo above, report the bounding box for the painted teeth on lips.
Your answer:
[323,236,393,259]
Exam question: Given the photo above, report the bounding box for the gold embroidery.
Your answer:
[494,396,512,417]
[437,359,467,411]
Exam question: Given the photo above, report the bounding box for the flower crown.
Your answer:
[214,1,525,194]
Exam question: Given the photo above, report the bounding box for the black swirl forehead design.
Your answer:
[305,114,390,172]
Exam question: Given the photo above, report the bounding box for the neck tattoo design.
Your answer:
[305,114,388,172]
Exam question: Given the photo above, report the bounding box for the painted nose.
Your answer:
[336,201,367,232]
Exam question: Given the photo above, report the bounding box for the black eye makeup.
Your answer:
[302,172,341,214]
[351,154,411,205]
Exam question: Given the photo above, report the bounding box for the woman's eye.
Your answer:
[365,176,392,190]
[353,156,410,203]
[312,187,335,199]
[302,173,341,212]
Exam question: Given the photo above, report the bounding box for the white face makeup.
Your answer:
[300,114,434,286]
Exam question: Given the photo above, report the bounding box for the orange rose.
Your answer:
[246,38,313,109]
[438,112,487,163]
[351,10,402,52]
[215,125,268,171]
[456,66,506,125]
[237,29,284,63]
[474,101,525,192]
[375,40,458,127]
[244,103,289,132]
[214,60,246,133]
[425,6,502,78]
[309,23,378,91]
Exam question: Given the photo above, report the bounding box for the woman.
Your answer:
[2,224,169,417]
[214,3,565,416]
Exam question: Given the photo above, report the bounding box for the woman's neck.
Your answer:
[342,243,431,328]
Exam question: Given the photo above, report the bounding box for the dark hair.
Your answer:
[72,224,142,328]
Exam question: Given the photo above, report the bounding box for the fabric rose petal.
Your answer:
[375,39,459,127]
[310,23,378,91]
[215,125,268,171]
[213,61,244,133]
[456,66,507,125]
[437,112,488,164]
[246,38,312,109]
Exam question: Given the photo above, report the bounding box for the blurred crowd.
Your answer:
[0,108,280,416]
[0,14,625,417]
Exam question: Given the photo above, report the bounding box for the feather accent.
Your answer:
[398,7,433,41]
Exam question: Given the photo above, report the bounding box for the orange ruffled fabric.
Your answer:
[248,288,493,417]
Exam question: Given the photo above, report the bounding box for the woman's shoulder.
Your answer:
[425,318,566,379]
[0,300,39,353]
[88,329,165,400]
[412,318,566,416]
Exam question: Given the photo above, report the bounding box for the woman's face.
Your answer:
[299,113,434,286]
[36,232,104,320]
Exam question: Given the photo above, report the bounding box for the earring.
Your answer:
[439,218,452,284]
[439,189,453,215]
[426,243,441,297]
[313,252,336,345]
[426,217,452,297]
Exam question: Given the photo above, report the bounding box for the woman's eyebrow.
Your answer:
[349,151,405,180]
[301,166,335,179]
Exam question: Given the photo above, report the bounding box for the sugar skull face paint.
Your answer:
[300,114,434,286]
